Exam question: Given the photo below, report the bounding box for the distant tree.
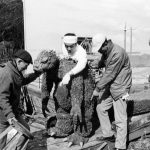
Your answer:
[0,0,24,49]
[0,0,24,63]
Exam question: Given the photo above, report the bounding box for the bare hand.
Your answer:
[59,73,71,86]
[91,89,99,101]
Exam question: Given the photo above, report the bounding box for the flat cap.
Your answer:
[14,49,33,64]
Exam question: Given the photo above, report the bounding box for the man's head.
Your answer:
[14,50,33,72]
[63,33,77,54]
[92,34,107,53]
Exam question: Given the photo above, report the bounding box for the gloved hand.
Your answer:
[70,104,82,129]
[95,70,101,83]
[90,89,100,101]
[8,117,17,126]
[122,93,129,101]
[59,73,71,86]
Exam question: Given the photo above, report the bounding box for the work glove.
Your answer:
[8,117,17,126]
[94,70,101,83]
[70,104,82,128]
[122,93,129,101]
[59,73,71,86]
[90,89,100,101]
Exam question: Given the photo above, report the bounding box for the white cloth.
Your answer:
[63,35,77,44]
[62,44,87,75]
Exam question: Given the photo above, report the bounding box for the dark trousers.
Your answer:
[0,112,30,150]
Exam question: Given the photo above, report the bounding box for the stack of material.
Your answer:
[126,89,150,141]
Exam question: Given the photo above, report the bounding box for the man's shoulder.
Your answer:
[113,43,124,52]
[113,44,126,56]
[77,45,87,54]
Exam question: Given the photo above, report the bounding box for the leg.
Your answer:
[113,98,127,149]
[96,89,114,137]
[15,115,30,150]
[0,112,9,150]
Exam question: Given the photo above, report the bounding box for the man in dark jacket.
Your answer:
[91,34,132,150]
[0,50,41,150]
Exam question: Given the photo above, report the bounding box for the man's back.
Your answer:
[108,43,132,100]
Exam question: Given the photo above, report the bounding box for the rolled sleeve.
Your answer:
[71,46,87,75]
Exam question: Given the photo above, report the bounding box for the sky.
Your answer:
[23,0,150,59]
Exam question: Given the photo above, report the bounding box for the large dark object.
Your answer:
[34,50,96,146]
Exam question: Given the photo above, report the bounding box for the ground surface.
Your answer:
[7,67,150,150]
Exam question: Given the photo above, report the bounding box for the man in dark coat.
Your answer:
[91,34,132,150]
[0,50,41,150]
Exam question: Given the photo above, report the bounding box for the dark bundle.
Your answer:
[37,50,95,138]
[54,59,95,137]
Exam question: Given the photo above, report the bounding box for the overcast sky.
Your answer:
[24,0,150,57]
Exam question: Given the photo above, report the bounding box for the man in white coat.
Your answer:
[60,33,87,86]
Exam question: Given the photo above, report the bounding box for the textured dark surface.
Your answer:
[127,89,150,116]
[51,59,95,137]
[37,50,95,138]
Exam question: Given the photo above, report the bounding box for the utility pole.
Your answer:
[130,27,132,54]
[124,23,127,51]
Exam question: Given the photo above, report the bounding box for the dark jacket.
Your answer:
[0,60,39,120]
[96,40,132,100]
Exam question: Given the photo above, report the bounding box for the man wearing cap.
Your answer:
[60,33,87,86]
[91,34,132,150]
[0,49,42,150]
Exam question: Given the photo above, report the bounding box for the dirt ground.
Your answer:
[7,67,150,150]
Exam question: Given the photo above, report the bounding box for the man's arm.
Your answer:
[95,52,124,92]
[22,71,41,85]
[69,47,87,75]
[0,73,15,120]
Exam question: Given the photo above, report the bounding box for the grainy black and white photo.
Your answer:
[0,0,150,150]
